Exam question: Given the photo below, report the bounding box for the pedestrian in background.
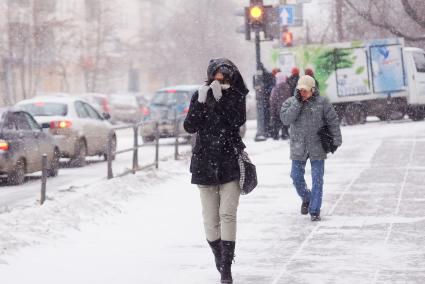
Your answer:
[270,72,291,140]
[280,75,342,221]
[287,67,300,97]
[184,58,249,284]
[254,64,275,141]
[305,68,319,89]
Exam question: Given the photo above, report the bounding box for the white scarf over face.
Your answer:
[221,84,230,90]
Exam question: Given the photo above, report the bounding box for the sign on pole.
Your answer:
[279,5,296,26]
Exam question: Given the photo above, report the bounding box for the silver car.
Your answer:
[16,95,116,167]
[109,94,144,124]
[0,108,60,185]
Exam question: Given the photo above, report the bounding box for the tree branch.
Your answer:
[401,0,425,29]
[344,0,425,41]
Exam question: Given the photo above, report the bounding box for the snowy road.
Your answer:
[0,128,190,210]
[1,120,425,283]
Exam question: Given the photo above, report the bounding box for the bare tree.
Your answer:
[82,0,123,93]
[344,0,425,43]
[149,0,253,87]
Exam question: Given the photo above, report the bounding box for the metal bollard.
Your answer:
[174,118,179,160]
[155,122,159,169]
[133,125,139,174]
[40,154,47,205]
[107,131,113,179]
[386,93,391,123]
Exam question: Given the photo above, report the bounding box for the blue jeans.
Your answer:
[290,160,325,215]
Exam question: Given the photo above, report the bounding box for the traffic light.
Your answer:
[249,4,265,28]
[282,31,293,47]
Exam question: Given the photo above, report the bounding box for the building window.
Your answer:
[10,0,30,7]
[85,0,100,21]
[34,0,56,14]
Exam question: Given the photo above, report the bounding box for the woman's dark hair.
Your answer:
[206,58,249,95]
[206,65,233,85]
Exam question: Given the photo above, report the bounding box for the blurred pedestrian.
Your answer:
[270,72,291,140]
[280,75,342,221]
[184,58,249,284]
[287,67,300,97]
[264,66,275,139]
[255,64,275,141]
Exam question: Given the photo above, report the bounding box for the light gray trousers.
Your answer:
[198,180,241,242]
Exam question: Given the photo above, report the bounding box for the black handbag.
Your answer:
[237,151,258,195]
[317,125,338,154]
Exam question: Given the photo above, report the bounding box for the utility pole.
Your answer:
[335,0,344,41]
[249,0,268,141]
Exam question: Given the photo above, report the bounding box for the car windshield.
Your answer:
[109,95,137,107]
[151,91,191,106]
[19,102,68,116]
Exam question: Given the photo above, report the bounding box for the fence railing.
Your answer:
[39,116,192,205]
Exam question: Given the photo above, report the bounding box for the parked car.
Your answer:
[134,95,150,121]
[77,93,111,115]
[108,93,144,124]
[0,108,60,185]
[16,96,116,167]
[141,85,249,143]
[141,85,197,143]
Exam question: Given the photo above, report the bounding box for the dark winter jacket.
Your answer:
[184,58,248,185]
[270,82,292,120]
[263,70,275,98]
[280,90,342,161]
[287,74,300,97]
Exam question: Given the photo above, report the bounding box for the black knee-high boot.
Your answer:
[207,239,222,272]
[221,241,235,284]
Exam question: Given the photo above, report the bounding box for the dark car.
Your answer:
[141,85,196,143]
[0,108,60,185]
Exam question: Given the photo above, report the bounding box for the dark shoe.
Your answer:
[301,200,309,215]
[221,241,235,284]
[254,135,267,142]
[311,214,321,221]
[207,239,222,273]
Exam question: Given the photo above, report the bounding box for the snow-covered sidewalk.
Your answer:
[1,120,425,283]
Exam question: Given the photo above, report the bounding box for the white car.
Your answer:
[16,95,116,167]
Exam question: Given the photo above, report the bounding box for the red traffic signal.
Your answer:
[282,31,293,47]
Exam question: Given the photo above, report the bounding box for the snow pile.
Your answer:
[0,158,189,263]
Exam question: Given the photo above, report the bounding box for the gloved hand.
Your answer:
[210,80,223,102]
[295,90,303,103]
[197,85,210,103]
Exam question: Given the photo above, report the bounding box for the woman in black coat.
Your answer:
[184,58,248,284]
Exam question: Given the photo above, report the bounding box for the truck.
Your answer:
[271,38,425,125]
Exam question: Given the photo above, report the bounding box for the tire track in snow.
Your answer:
[372,136,416,284]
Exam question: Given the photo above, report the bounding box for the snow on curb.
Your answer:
[0,157,190,262]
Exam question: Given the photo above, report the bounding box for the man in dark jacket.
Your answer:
[281,75,342,221]
[287,67,300,97]
[263,67,275,138]
[270,72,291,139]
[184,58,248,284]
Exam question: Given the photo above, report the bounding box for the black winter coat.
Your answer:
[184,88,247,185]
[287,75,299,97]
[270,82,292,120]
